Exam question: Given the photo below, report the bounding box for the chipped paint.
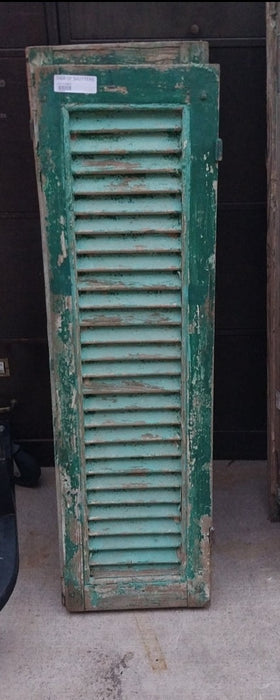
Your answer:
[103,85,128,94]
[208,253,215,269]
[71,388,77,410]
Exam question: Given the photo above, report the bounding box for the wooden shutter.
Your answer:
[26,44,220,611]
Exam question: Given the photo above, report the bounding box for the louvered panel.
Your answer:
[69,106,184,576]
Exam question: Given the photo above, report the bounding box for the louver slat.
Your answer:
[70,133,180,154]
[69,107,185,576]
[73,174,181,195]
[76,235,181,253]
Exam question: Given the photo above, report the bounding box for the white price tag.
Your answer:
[54,75,97,94]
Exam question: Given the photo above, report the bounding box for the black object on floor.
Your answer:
[0,417,19,611]
[0,514,19,611]
[13,443,41,488]
[0,398,42,610]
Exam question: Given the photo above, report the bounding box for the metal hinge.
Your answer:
[215,138,223,162]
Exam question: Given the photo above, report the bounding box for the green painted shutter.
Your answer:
[26,44,220,611]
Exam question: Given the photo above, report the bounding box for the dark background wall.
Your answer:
[0,2,267,464]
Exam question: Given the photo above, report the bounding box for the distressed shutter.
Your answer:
[26,44,220,611]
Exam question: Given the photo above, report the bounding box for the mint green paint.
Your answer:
[26,43,219,611]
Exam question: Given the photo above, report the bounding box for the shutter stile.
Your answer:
[68,107,185,577]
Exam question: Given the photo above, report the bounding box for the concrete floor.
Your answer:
[1,460,280,700]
